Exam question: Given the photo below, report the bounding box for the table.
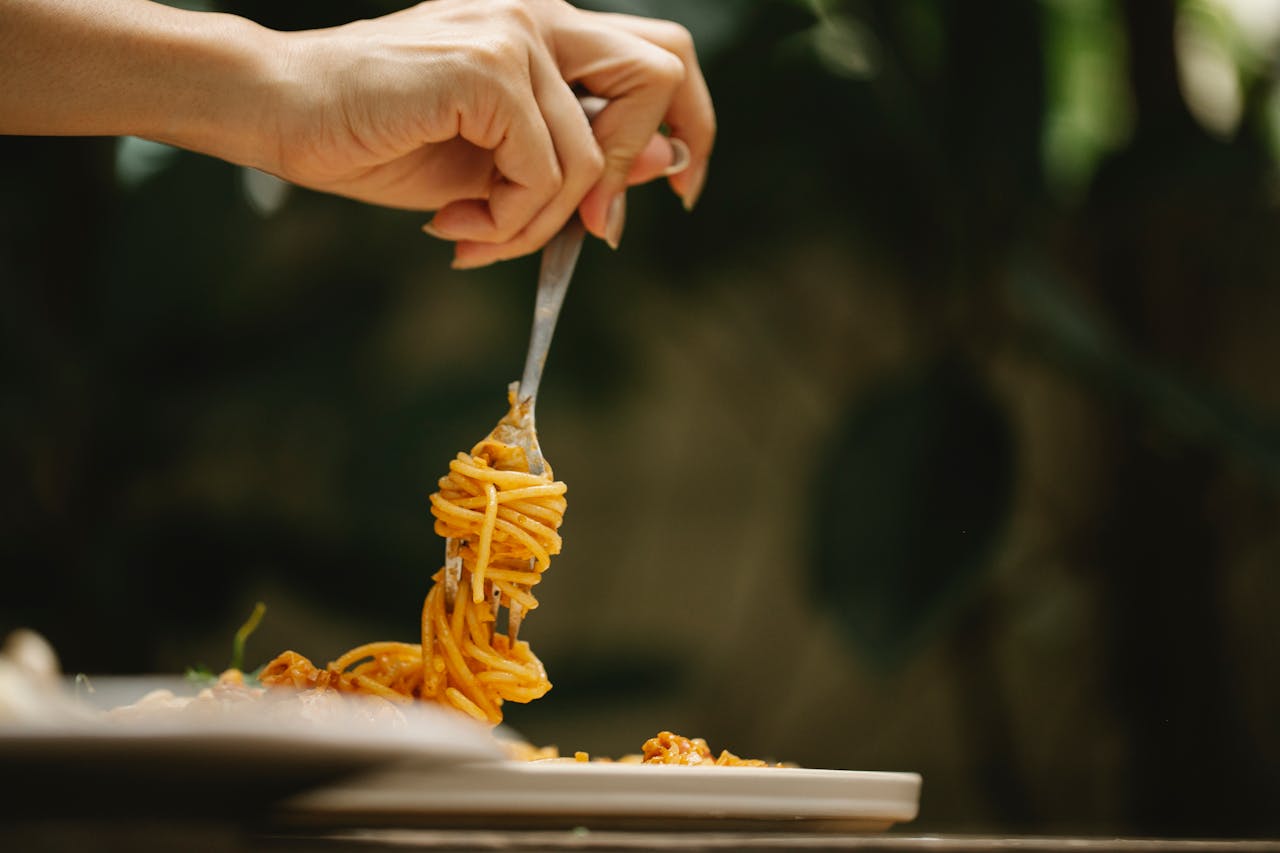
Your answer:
[5,823,1279,853]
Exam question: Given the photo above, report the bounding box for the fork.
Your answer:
[444,217,587,641]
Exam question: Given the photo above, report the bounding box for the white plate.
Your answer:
[0,676,504,817]
[279,760,923,831]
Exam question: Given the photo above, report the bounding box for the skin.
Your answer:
[0,0,716,267]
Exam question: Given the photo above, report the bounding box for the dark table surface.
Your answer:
[6,822,1280,853]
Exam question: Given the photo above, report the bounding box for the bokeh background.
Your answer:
[3,0,1280,838]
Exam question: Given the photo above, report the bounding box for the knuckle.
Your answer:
[579,145,607,184]
[659,22,696,58]
[523,0,569,19]
[516,165,561,213]
[646,49,686,90]
[495,0,537,30]
[542,160,565,194]
[470,38,514,74]
[603,147,636,178]
[496,34,529,69]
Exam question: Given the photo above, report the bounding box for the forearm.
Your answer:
[0,0,286,170]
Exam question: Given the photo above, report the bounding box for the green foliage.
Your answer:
[1041,0,1133,200]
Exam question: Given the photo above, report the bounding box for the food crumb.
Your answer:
[574,751,589,762]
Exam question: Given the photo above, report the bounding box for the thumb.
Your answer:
[578,131,689,248]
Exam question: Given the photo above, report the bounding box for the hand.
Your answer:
[267,0,716,268]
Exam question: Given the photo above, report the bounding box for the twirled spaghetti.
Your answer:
[259,393,567,724]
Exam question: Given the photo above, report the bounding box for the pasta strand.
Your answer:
[259,391,566,725]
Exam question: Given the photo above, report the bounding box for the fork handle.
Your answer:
[519,216,585,408]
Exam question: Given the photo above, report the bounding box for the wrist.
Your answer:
[136,11,291,175]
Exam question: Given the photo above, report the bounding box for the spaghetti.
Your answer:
[260,392,567,724]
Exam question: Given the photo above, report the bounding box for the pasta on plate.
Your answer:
[511,731,785,767]
[259,393,566,725]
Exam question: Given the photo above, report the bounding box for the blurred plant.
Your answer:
[1041,0,1134,201]
[3,0,1279,834]
[1175,0,1280,139]
[1011,259,1280,484]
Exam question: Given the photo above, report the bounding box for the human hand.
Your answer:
[266,0,716,268]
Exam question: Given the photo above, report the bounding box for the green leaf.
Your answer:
[184,665,216,687]
[808,359,1014,670]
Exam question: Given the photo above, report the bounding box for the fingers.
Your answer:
[424,64,563,255]
[552,24,690,244]
[597,14,716,210]
[573,131,691,247]
[419,7,716,266]
[628,134,691,185]
[444,58,604,269]
[553,17,714,243]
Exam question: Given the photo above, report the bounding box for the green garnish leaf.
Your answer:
[230,601,267,673]
[184,665,216,686]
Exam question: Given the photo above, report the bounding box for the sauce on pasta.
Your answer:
[259,393,567,724]
[507,731,783,766]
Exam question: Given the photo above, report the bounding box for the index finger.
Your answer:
[589,12,716,208]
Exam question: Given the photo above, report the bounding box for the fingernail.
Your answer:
[451,254,488,270]
[605,193,626,250]
[423,219,449,240]
[663,138,691,177]
[681,162,707,212]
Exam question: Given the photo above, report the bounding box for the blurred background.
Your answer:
[3,0,1280,838]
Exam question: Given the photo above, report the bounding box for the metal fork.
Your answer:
[444,217,587,641]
